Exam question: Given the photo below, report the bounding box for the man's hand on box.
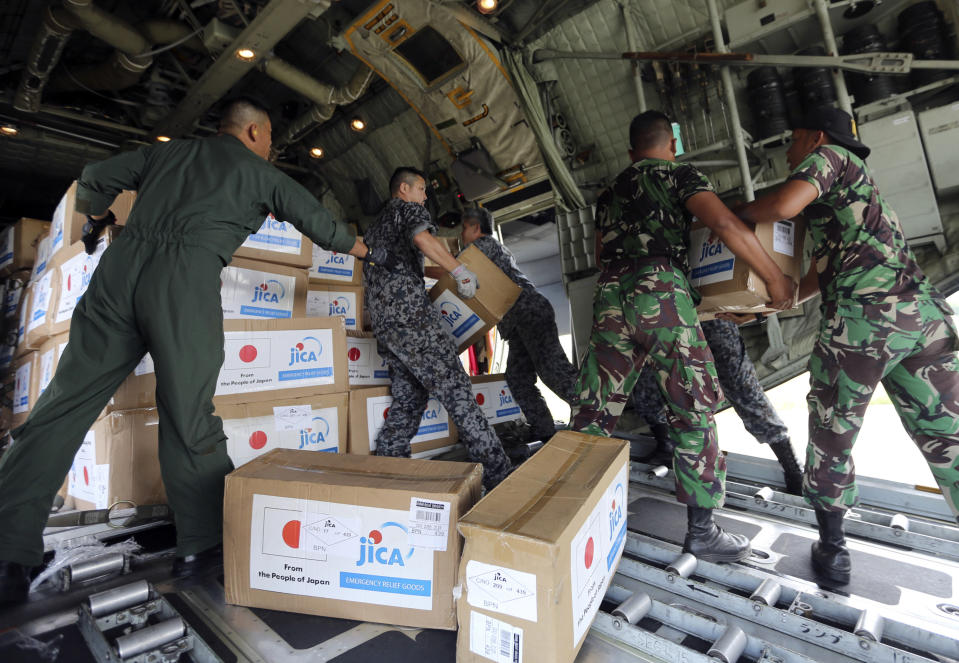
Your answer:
[768,273,798,311]
[716,312,761,325]
[451,264,478,299]
[81,209,116,255]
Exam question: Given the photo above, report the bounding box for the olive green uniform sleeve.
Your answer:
[268,173,357,254]
[76,144,155,216]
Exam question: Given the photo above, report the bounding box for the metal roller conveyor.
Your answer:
[62,551,128,590]
[114,617,185,659]
[89,580,151,618]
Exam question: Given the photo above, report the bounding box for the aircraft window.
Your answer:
[393,26,465,85]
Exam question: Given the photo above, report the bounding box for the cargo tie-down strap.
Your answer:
[46,502,172,529]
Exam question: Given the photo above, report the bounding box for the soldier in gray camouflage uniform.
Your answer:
[738,107,959,584]
[364,167,512,489]
[631,317,803,494]
[460,208,578,441]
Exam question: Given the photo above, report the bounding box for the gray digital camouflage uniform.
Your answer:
[791,145,959,516]
[467,235,578,439]
[632,318,790,446]
[364,198,512,488]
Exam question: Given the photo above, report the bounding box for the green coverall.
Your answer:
[0,134,356,565]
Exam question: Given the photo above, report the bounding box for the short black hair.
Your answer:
[629,110,673,152]
[462,207,493,235]
[218,96,271,131]
[389,167,427,195]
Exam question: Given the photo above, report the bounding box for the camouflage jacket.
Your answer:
[788,145,945,318]
[595,159,714,276]
[363,198,437,329]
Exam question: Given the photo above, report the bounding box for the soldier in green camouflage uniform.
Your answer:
[738,107,959,584]
[571,111,796,563]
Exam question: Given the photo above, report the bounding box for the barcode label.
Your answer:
[470,611,523,663]
[409,497,451,551]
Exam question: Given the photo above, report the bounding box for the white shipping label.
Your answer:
[688,226,735,287]
[311,245,357,282]
[466,561,537,622]
[224,405,340,466]
[773,220,795,257]
[307,290,359,330]
[0,226,14,271]
[408,497,450,551]
[216,328,337,395]
[13,361,31,413]
[51,194,67,255]
[249,494,435,609]
[273,404,312,431]
[31,234,52,281]
[68,432,109,508]
[347,336,389,386]
[241,214,303,255]
[221,265,297,319]
[365,395,452,449]
[28,271,54,333]
[38,348,56,397]
[56,244,107,324]
[469,611,523,663]
[433,290,486,344]
[134,353,155,376]
[471,380,522,424]
[570,461,629,646]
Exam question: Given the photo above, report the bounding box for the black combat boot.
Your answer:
[172,543,223,578]
[811,509,851,584]
[769,440,804,495]
[0,560,31,605]
[683,506,752,563]
[646,423,676,466]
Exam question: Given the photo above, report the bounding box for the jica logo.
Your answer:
[329,297,350,317]
[356,522,414,567]
[699,236,724,261]
[252,279,285,305]
[298,416,330,449]
[324,252,347,266]
[499,388,513,407]
[289,335,323,366]
[440,301,462,328]
[609,483,625,536]
[422,398,441,421]
[262,214,289,232]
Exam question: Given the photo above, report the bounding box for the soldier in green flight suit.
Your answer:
[737,107,959,584]
[0,98,395,604]
[570,110,796,563]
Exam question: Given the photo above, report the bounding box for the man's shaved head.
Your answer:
[218,97,270,133]
[629,110,673,152]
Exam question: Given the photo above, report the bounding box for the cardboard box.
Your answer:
[67,409,166,510]
[221,257,307,320]
[35,332,69,401]
[429,245,520,353]
[234,213,312,268]
[456,432,629,663]
[424,236,461,268]
[50,229,120,337]
[11,351,36,427]
[307,284,364,331]
[13,282,32,357]
[348,387,458,458]
[346,331,389,389]
[24,269,55,350]
[310,242,363,285]
[50,181,135,261]
[0,218,51,276]
[688,219,804,314]
[111,318,349,410]
[470,374,523,425]
[223,449,482,628]
[3,270,29,320]
[30,233,53,283]
[217,393,349,467]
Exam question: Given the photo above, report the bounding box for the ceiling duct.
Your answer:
[14,8,77,112]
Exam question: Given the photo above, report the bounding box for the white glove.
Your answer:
[451,264,478,299]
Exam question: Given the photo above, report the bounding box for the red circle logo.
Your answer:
[348,347,361,362]
[368,530,382,544]
[239,345,258,362]
[585,537,595,569]
[296,342,304,350]
[383,407,390,420]
[83,466,89,485]
[476,393,485,405]
[249,431,267,450]
[282,520,301,548]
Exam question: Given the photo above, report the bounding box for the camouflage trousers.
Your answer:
[632,318,790,446]
[570,261,727,508]
[373,318,512,489]
[502,292,579,438]
[807,299,959,517]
